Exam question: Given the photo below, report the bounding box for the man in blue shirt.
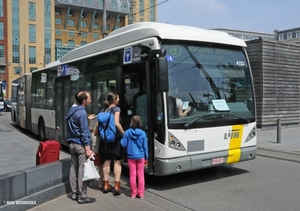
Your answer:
[65,91,95,204]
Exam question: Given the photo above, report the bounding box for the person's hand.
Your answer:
[186,106,192,112]
[88,114,96,120]
[86,149,95,158]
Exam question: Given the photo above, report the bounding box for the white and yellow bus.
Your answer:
[11,22,256,176]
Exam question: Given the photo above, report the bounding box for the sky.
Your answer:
[157,0,300,34]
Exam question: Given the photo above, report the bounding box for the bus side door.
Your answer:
[54,75,71,143]
[117,62,155,174]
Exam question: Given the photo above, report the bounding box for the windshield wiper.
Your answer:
[184,111,212,129]
[220,113,250,123]
[184,111,250,129]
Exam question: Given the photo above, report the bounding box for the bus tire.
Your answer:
[38,118,46,141]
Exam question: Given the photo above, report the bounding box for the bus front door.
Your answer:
[54,76,71,144]
[117,61,155,175]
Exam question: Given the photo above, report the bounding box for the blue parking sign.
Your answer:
[61,64,68,75]
[123,47,132,64]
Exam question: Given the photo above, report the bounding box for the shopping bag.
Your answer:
[83,156,100,181]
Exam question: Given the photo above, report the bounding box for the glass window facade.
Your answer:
[55,8,61,15]
[0,22,3,40]
[55,39,62,46]
[0,0,3,17]
[139,1,144,15]
[81,31,87,38]
[92,32,99,39]
[28,2,36,20]
[81,21,87,28]
[68,30,75,37]
[0,44,4,57]
[68,40,75,46]
[111,1,117,9]
[12,44,19,63]
[29,46,36,64]
[30,67,37,72]
[29,24,36,42]
[150,0,155,21]
[55,29,62,35]
[44,0,51,65]
[12,0,20,64]
[55,18,61,25]
[14,67,21,74]
[68,19,75,26]
[93,23,99,29]
[69,10,74,16]
[278,34,284,41]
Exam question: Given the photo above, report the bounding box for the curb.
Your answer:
[257,147,300,163]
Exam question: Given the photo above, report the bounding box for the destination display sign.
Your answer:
[163,44,247,67]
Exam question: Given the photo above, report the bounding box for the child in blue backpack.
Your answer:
[121,115,148,199]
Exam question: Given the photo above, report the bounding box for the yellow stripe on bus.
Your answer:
[227,125,244,164]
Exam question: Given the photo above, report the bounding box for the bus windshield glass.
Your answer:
[162,42,255,125]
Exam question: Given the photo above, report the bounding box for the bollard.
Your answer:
[277,119,281,143]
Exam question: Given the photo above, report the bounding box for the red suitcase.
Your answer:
[36,140,61,165]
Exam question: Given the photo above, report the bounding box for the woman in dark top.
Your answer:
[99,92,125,195]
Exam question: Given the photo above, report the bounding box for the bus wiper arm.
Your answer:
[184,111,211,129]
[220,113,250,123]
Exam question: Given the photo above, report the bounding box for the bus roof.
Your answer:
[60,22,246,63]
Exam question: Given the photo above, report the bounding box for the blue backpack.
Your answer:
[97,107,116,143]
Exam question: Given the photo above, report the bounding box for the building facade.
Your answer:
[4,0,56,100]
[212,28,275,41]
[274,27,300,44]
[54,0,130,61]
[2,0,131,99]
[128,0,157,24]
[0,0,7,84]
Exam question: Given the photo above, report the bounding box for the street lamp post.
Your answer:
[102,0,107,38]
[23,44,26,74]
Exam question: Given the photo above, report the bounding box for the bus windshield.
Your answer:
[163,42,255,125]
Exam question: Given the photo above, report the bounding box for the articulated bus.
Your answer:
[11,22,256,176]
[0,81,4,111]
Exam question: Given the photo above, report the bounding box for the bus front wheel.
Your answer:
[38,118,46,141]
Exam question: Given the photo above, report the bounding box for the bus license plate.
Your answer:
[211,157,225,165]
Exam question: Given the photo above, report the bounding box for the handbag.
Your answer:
[92,122,101,153]
[83,156,100,181]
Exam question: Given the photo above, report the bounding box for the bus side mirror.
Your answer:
[156,57,169,92]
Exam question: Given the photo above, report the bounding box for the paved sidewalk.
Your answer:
[0,124,69,176]
[256,126,300,162]
[27,126,300,211]
[1,109,300,211]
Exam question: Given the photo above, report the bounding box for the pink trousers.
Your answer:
[128,158,145,198]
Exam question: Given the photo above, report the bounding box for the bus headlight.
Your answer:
[170,140,175,147]
[245,127,256,143]
[168,132,186,151]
